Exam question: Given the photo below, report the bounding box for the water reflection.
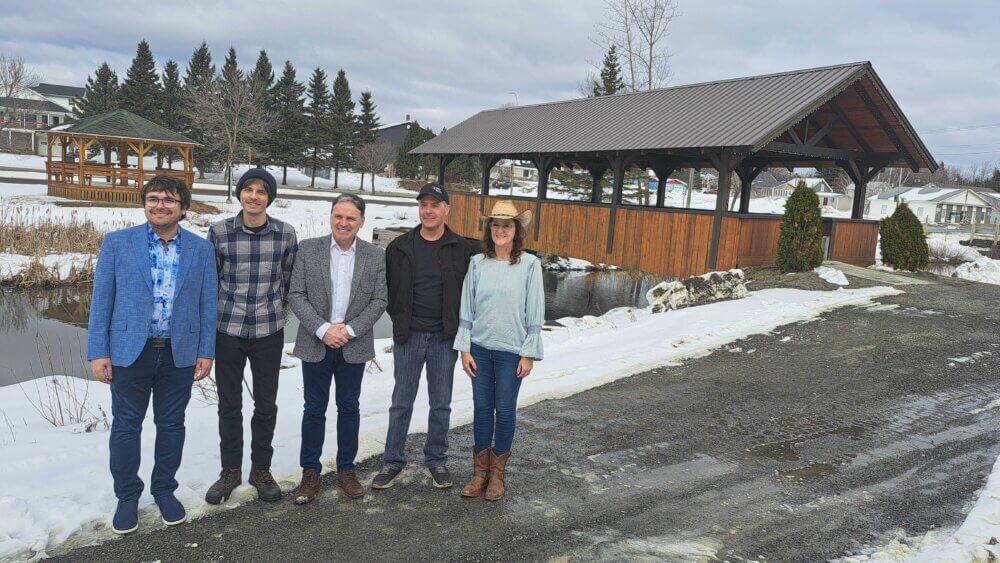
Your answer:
[1,270,663,387]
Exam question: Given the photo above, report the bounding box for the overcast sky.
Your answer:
[3,0,998,169]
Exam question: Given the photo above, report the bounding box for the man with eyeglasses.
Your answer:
[205,168,298,505]
[288,194,387,504]
[88,175,217,534]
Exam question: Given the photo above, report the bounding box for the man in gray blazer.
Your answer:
[288,194,387,504]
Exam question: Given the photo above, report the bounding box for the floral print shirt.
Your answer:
[147,223,181,338]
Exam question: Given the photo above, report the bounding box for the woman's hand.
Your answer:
[461,352,478,379]
[516,357,533,378]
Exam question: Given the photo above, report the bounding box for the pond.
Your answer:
[0,270,663,387]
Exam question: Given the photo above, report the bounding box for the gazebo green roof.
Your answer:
[50,109,198,145]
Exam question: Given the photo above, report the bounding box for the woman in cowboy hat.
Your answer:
[454,200,544,501]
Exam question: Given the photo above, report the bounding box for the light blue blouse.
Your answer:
[454,253,545,360]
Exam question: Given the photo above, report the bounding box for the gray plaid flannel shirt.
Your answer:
[208,213,298,339]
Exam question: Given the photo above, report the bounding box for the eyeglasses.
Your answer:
[144,196,180,208]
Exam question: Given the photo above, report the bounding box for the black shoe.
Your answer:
[429,466,453,489]
[205,468,242,505]
[249,469,282,502]
[371,467,402,489]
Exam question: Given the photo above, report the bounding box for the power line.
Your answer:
[934,149,1000,156]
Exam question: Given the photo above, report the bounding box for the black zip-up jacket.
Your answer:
[385,224,475,344]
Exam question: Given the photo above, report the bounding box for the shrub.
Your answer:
[776,182,825,272]
[880,203,928,271]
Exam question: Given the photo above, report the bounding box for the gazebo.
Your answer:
[412,61,937,278]
[42,109,198,205]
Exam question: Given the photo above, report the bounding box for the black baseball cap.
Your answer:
[416,183,449,204]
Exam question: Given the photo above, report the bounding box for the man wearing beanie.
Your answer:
[205,168,298,504]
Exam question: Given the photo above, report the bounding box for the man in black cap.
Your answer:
[205,168,298,504]
[372,183,474,490]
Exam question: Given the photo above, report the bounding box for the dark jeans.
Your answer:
[382,330,457,470]
[300,347,365,473]
[469,343,523,455]
[110,341,194,501]
[215,329,284,471]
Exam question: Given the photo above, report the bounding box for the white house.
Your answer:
[0,83,83,155]
[491,159,538,183]
[865,183,998,224]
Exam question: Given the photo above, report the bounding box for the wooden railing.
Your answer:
[45,161,195,205]
[447,191,879,278]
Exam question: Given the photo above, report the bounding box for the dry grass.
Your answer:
[0,207,106,256]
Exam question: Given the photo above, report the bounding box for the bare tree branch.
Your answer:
[354,140,396,191]
[0,53,41,147]
[593,0,676,92]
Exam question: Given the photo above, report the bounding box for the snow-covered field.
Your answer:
[0,181,419,284]
[0,281,902,560]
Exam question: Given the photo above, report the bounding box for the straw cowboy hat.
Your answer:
[484,200,532,228]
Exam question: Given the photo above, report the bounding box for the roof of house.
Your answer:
[411,61,936,171]
[752,170,781,188]
[0,96,71,113]
[50,109,197,145]
[375,121,411,162]
[865,183,998,203]
[31,83,85,98]
[777,178,830,189]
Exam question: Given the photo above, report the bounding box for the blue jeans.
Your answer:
[469,343,523,455]
[383,330,457,470]
[300,347,365,473]
[109,342,194,501]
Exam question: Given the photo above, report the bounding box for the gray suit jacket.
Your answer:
[288,235,387,364]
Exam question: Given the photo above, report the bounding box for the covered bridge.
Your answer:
[411,61,936,278]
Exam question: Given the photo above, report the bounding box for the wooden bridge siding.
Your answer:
[830,220,880,265]
[444,193,879,277]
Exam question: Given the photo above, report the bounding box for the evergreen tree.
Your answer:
[74,62,121,119]
[183,42,215,177]
[270,61,307,185]
[250,50,275,91]
[357,90,379,144]
[159,60,185,166]
[816,167,842,191]
[776,181,825,272]
[184,42,215,89]
[120,40,162,122]
[303,67,332,187]
[880,203,929,271]
[356,90,380,189]
[395,121,437,180]
[329,69,356,188]
[221,47,242,82]
[593,45,625,96]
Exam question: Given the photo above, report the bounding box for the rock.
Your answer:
[646,269,748,313]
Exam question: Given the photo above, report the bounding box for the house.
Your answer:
[980,191,1000,224]
[750,170,782,197]
[375,118,411,177]
[772,177,834,198]
[865,183,997,224]
[490,159,538,183]
[0,83,82,155]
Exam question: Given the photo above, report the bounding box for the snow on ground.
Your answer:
[814,266,850,286]
[953,257,1000,285]
[499,182,849,217]
[0,283,901,560]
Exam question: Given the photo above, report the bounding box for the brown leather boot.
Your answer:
[460,448,492,498]
[294,469,321,505]
[337,471,365,499]
[483,450,511,501]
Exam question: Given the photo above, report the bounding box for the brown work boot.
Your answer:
[294,469,321,505]
[484,450,511,501]
[249,469,282,502]
[205,468,242,505]
[337,471,365,499]
[460,448,492,498]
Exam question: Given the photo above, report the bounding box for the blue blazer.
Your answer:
[87,223,217,368]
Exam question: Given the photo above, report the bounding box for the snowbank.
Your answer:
[953,257,1000,286]
[815,266,850,286]
[0,284,900,560]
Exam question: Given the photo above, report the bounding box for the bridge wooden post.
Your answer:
[707,149,741,269]
[650,163,677,208]
[532,155,558,241]
[588,163,608,203]
[605,152,628,253]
